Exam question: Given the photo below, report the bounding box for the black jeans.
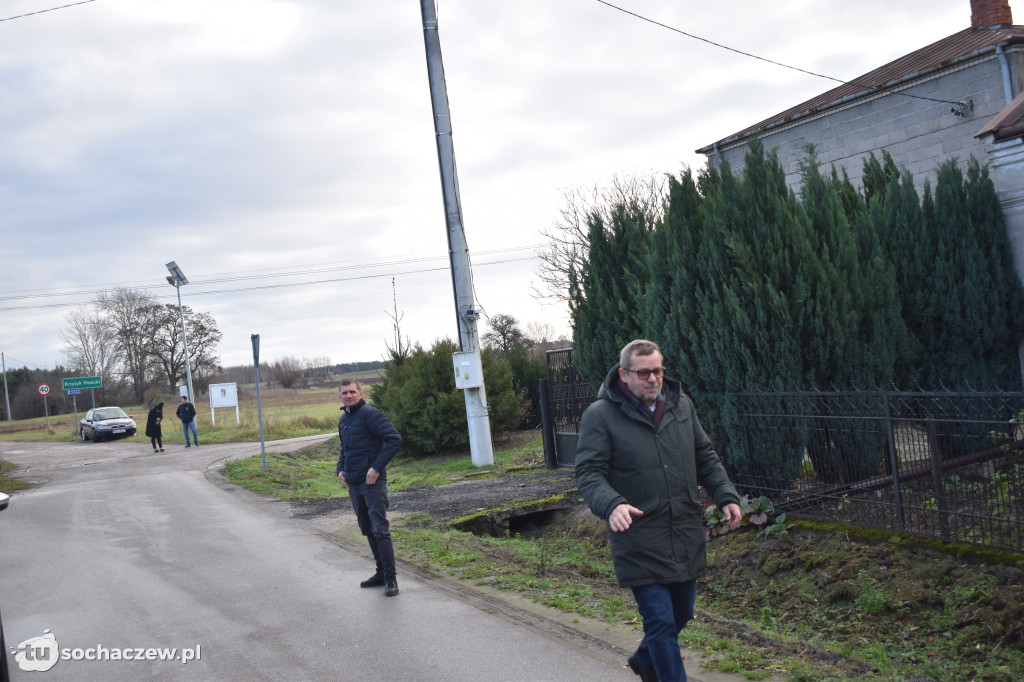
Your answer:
[348,480,396,577]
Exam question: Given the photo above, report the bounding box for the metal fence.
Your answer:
[729,390,1024,552]
[539,348,1024,551]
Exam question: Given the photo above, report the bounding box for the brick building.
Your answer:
[697,0,1024,282]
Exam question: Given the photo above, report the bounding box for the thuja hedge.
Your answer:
[569,141,1024,487]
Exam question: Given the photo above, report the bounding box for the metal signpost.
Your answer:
[252,334,267,472]
[37,383,50,432]
[67,388,82,432]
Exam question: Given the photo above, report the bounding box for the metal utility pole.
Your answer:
[420,0,493,466]
[2,352,11,421]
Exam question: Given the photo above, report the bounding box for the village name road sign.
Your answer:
[62,376,102,390]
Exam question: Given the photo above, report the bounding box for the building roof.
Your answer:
[977,87,1024,139]
[696,25,1024,155]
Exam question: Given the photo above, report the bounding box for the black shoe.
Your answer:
[360,573,385,588]
[384,576,399,597]
[627,654,658,682]
[185,444,191,448]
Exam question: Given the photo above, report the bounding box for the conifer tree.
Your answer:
[681,142,812,487]
[569,202,654,387]
[799,150,908,482]
[963,158,1024,389]
[861,151,927,386]
[648,170,702,396]
[915,159,1024,390]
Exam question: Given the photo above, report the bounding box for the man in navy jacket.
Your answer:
[336,379,402,596]
[176,395,198,447]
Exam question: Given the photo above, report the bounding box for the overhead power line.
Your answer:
[594,0,967,108]
[1,354,50,370]
[0,0,96,23]
[0,245,542,303]
[0,253,538,312]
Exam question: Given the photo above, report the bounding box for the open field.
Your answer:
[0,383,346,444]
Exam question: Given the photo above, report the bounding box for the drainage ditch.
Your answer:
[450,494,581,537]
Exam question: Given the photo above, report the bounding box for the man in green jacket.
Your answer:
[575,339,742,682]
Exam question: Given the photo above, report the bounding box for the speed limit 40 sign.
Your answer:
[38,383,50,396]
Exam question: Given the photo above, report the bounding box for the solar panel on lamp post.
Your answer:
[165,261,195,404]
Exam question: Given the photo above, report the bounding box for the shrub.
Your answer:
[371,339,519,456]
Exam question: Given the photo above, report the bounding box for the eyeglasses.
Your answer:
[623,367,664,381]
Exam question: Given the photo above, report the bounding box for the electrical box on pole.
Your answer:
[452,350,484,389]
[419,0,494,466]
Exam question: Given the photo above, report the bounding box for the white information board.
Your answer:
[209,383,238,408]
[208,382,240,425]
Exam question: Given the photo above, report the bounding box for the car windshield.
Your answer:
[94,408,128,420]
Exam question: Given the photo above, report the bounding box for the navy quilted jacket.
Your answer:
[336,400,402,485]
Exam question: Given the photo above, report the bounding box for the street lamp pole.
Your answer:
[166,261,195,404]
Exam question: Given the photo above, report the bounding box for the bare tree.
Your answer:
[271,356,305,388]
[210,364,254,385]
[98,287,162,403]
[60,308,119,381]
[384,277,412,365]
[524,321,556,346]
[151,303,223,394]
[532,172,668,303]
[483,314,528,353]
[302,356,332,378]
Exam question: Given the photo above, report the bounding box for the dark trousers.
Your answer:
[630,580,697,682]
[348,480,396,577]
[150,436,162,450]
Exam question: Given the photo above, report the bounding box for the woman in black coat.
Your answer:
[146,402,164,452]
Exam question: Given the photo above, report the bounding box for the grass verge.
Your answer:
[0,460,34,492]
[223,431,547,499]
[225,432,1024,682]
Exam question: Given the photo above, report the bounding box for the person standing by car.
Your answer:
[336,379,402,597]
[146,402,165,453]
[176,395,198,447]
[575,339,743,682]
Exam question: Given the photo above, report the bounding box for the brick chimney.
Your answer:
[972,0,1014,27]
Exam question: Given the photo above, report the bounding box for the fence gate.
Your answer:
[539,348,596,467]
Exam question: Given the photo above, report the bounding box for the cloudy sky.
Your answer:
[0,0,978,371]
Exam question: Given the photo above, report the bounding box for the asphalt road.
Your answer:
[0,436,631,681]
